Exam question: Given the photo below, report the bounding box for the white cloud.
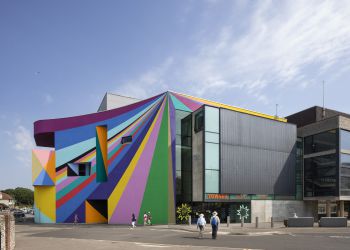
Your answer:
[113,0,350,104]
[7,125,34,167]
[44,93,54,104]
[114,57,174,99]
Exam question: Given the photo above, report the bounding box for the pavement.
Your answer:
[15,222,350,250]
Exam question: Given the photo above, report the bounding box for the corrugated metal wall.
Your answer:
[220,109,297,196]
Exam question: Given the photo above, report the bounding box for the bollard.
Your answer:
[255,217,259,228]
[271,217,274,228]
[188,215,191,226]
[241,217,244,227]
[227,216,230,227]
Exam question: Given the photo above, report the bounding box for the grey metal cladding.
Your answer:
[220,109,297,196]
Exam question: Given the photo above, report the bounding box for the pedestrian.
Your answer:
[147,211,152,225]
[143,212,148,226]
[74,213,79,225]
[197,213,206,238]
[210,211,220,239]
[131,213,137,228]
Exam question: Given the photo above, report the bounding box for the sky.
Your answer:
[1,0,350,190]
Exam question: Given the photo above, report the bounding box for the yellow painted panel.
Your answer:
[32,151,43,184]
[34,186,56,222]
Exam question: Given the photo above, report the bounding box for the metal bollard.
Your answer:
[188,215,191,226]
[271,217,274,228]
[255,217,259,228]
[227,216,230,227]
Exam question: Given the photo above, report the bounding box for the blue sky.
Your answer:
[1,0,350,189]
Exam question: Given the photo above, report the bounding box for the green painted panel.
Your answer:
[138,100,169,224]
[96,131,107,182]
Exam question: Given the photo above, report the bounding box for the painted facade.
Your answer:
[32,92,285,224]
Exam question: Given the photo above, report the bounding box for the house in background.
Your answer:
[0,192,15,209]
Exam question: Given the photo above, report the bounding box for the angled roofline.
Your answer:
[169,91,287,122]
[34,93,164,147]
[34,90,287,147]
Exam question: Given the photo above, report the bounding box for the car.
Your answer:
[13,210,25,218]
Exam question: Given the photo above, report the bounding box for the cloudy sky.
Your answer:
[1,0,350,189]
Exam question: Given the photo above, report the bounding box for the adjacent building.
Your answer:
[32,92,348,224]
[287,106,350,219]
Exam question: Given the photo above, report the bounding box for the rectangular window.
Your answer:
[205,170,219,193]
[304,153,337,197]
[341,154,350,167]
[205,143,219,170]
[341,129,350,151]
[67,162,91,177]
[205,106,219,133]
[205,132,219,143]
[121,135,132,144]
[304,130,337,155]
[194,110,204,133]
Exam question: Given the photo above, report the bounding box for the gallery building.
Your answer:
[32,92,348,224]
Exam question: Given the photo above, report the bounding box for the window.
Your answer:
[194,110,204,133]
[205,170,219,193]
[205,106,219,133]
[304,130,337,155]
[121,135,132,144]
[341,129,350,151]
[67,162,91,176]
[304,154,337,197]
[205,143,219,170]
[204,106,220,194]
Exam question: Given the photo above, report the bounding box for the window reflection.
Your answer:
[304,130,337,155]
[304,154,337,197]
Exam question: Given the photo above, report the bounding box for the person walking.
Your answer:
[197,213,206,238]
[210,211,220,239]
[74,214,79,225]
[147,211,152,225]
[143,212,148,226]
[131,213,137,228]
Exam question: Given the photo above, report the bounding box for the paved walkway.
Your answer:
[15,223,350,250]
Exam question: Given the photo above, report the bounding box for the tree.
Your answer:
[1,187,34,206]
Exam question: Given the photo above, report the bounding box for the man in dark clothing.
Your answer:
[210,211,220,239]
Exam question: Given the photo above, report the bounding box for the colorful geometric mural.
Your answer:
[33,91,286,224]
[32,149,55,186]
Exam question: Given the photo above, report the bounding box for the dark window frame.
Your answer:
[121,135,133,144]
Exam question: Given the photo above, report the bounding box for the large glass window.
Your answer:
[340,153,350,196]
[204,106,220,194]
[341,129,350,151]
[205,132,219,143]
[175,110,191,199]
[180,113,192,202]
[304,154,337,197]
[194,110,204,133]
[205,170,219,193]
[296,138,303,200]
[205,106,219,133]
[304,130,337,155]
[205,143,219,170]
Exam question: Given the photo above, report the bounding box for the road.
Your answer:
[15,223,350,250]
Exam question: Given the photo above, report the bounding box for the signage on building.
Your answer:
[205,193,279,201]
[206,194,229,200]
